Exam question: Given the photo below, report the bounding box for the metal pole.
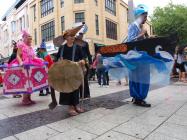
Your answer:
[128,0,135,24]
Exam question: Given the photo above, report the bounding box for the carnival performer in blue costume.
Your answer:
[127,4,151,107]
[103,4,174,108]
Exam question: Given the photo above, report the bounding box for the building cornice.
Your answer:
[15,0,26,9]
[120,0,128,8]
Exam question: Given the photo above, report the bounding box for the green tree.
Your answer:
[151,3,187,45]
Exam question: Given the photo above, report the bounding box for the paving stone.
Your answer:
[113,120,156,139]
[72,108,112,123]
[47,119,82,133]
[132,114,167,126]
[78,119,118,135]
[0,108,31,117]
[48,128,97,140]
[166,114,187,126]
[95,131,141,140]
[113,104,149,116]
[0,136,18,140]
[145,132,182,140]
[155,123,187,140]
[99,113,133,125]
[175,107,187,117]
[15,126,59,140]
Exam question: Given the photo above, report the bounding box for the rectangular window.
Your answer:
[95,15,99,35]
[105,0,116,16]
[74,0,84,3]
[27,14,29,27]
[60,0,64,7]
[75,12,85,23]
[11,21,16,33]
[32,4,36,21]
[41,20,55,41]
[34,28,37,45]
[40,0,54,18]
[16,20,19,32]
[23,16,25,28]
[127,9,129,23]
[4,30,8,42]
[20,18,22,31]
[61,16,65,32]
[106,19,117,40]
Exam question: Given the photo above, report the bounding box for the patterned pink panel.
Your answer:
[2,65,49,95]
[28,65,48,92]
[3,67,29,94]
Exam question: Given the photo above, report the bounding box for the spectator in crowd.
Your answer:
[37,40,52,96]
[95,53,107,87]
[76,33,92,98]
[89,56,97,81]
[175,46,187,82]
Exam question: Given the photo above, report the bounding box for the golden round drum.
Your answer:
[48,60,84,93]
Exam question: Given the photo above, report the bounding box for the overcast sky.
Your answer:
[0,0,16,20]
[0,0,187,21]
[123,0,187,15]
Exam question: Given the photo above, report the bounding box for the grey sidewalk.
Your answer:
[0,81,187,140]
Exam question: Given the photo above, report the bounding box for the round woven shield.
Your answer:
[48,60,84,93]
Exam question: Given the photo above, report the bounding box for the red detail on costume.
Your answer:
[44,55,54,68]
[0,75,3,84]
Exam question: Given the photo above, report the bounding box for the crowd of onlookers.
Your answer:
[88,52,128,87]
[88,52,110,87]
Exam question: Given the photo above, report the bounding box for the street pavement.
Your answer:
[0,81,186,140]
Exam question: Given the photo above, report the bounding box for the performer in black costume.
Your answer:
[55,30,85,116]
[76,32,92,98]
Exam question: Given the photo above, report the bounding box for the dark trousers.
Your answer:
[97,67,107,86]
[49,86,57,104]
[80,65,90,98]
[89,68,96,80]
[106,72,109,85]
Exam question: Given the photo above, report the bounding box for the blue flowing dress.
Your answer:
[127,23,150,100]
[103,23,174,101]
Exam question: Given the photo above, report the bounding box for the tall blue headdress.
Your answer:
[134,4,148,17]
[40,39,46,49]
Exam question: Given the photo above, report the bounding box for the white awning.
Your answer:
[34,42,58,54]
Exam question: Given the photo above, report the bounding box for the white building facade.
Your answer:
[0,0,29,57]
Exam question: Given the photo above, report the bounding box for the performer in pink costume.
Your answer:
[9,30,44,105]
[10,31,43,66]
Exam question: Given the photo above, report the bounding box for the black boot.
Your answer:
[133,99,151,107]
